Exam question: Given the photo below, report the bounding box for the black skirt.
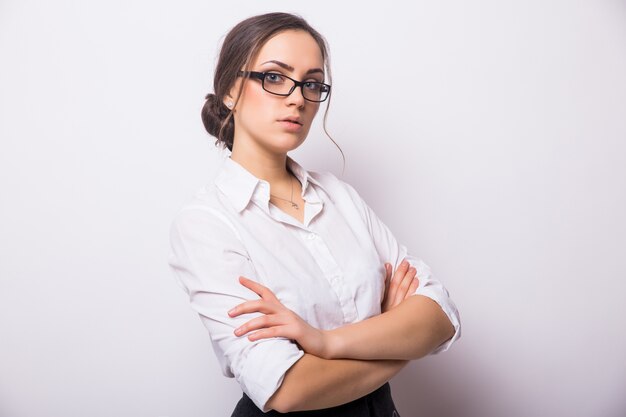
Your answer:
[230,382,401,416]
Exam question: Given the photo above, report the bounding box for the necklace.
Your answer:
[269,173,299,210]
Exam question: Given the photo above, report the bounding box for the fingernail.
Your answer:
[228,308,235,315]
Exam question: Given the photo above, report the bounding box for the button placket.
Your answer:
[301,230,358,323]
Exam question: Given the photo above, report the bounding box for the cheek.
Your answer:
[245,86,266,109]
[306,105,320,124]
[239,88,274,126]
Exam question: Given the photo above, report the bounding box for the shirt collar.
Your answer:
[214,155,326,213]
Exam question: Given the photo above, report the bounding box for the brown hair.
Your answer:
[201,12,343,165]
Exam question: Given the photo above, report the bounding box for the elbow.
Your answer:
[266,386,295,413]
[434,304,455,340]
[409,318,455,361]
[268,385,306,413]
[437,318,456,349]
[432,304,456,346]
[428,309,457,355]
[414,296,458,357]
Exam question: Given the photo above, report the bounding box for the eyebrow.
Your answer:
[261,60,324,75]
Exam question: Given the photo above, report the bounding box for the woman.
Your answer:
[168,12,461,416]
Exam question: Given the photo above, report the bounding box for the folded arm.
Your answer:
[340,180,462,356]
[325,294,455,360]
[268,294,453,413]
[266,353,408,413]
[230,260,456,362]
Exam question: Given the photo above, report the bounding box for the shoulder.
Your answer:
[169,182,241,242]
[307,170,359,197]
[308,170,366,205]
[306,170,370,225]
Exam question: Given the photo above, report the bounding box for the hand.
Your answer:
[228,276,330,358]
[381,259,420,313]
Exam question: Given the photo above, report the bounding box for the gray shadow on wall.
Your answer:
[390,347,509,417]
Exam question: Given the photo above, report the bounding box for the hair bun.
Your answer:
[206,93,230,117]
[201,93,235,150]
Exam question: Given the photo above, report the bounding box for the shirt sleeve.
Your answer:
[168,206,304,412]
[340,181,461,353]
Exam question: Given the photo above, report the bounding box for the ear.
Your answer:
[223,79,243,110]
[223,95,234,110]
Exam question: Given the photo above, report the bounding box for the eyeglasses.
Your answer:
[237,71,331,103]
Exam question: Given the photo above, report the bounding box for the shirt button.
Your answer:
[306,233,316,240]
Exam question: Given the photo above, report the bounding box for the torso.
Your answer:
[271,199,305,224]
[269,175,305,225]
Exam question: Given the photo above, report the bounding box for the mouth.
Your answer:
[279,118,302,126]
[278,118,304,132]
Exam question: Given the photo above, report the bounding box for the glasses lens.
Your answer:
[262,73,330,102]
[262,73,294,95]
[302,82,330,102]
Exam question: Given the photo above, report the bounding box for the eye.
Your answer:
[304,81,322,91]
[264,73,286,84]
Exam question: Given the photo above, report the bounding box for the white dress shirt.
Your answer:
[168,154,461,412]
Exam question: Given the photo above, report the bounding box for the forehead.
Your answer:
[252,30,324,70]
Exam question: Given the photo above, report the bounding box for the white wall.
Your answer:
[1,1,624,416]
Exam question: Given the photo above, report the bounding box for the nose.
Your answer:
[285,85,306,108]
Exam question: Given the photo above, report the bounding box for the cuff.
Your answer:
[237,338,305,412]
[413,286,462,354]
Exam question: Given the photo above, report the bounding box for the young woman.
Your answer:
[168,12,461,416]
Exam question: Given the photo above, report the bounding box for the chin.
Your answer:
[269,133,308,152]
[270,140,305,154]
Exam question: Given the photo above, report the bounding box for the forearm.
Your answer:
[266,353,408,412]
[326,295,455,361]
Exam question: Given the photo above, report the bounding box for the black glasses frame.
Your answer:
[237,70,331,103]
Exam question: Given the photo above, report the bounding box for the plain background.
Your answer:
[1,1,625,416]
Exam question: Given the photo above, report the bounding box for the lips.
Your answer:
[278,118,303,132]
[280,117,302,125]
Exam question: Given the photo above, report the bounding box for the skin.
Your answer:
[222,29,455,412]
[224,29,324,202]
[229,260,421,357]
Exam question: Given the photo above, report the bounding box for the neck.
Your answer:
[230,141,293,187]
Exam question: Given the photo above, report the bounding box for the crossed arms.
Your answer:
[169,180,461,413]
[229,262,456,412]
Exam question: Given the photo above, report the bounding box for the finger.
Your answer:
[234,314,280,336]
[383,262,396,309]
[385,263,391,284]
[238,276,278,301]
[394,266,417,306]
[247,325,290,342]
[388,260,410,299]
[392,260,410,284]
[228,299,275,317]
[401,266,417,289]
[395,266,416,300]
[406,276,420,299]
